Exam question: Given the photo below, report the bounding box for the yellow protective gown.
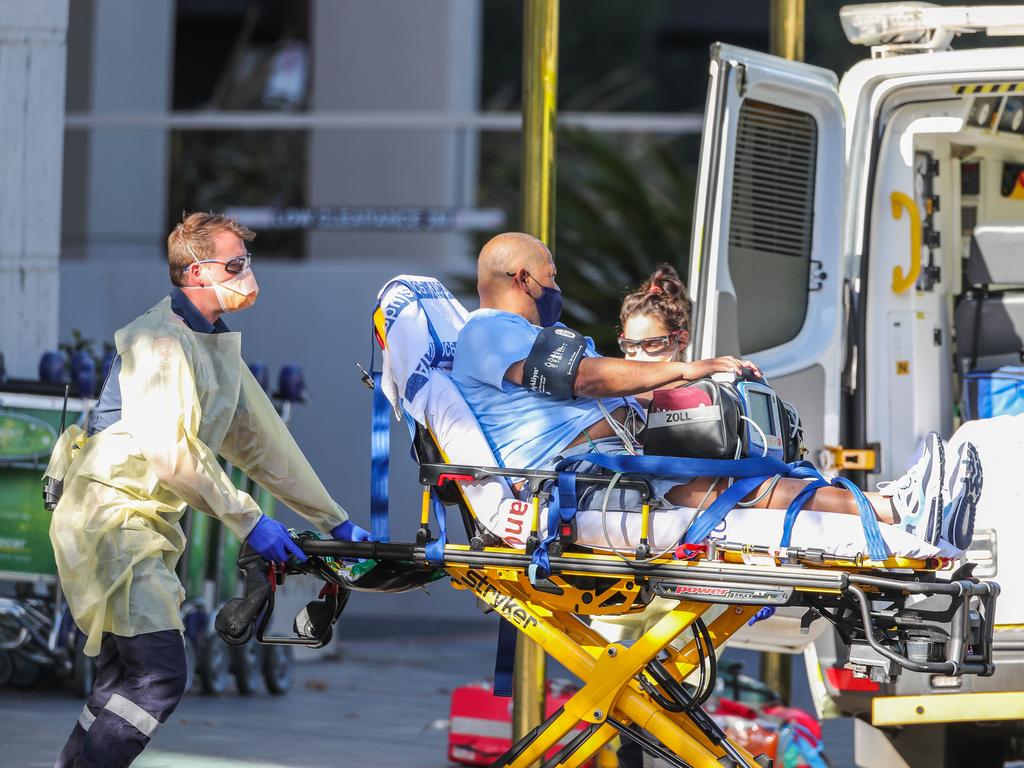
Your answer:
[47,297,347,656]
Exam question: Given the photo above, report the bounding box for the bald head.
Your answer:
[478,232,550,294]
[475,232,557,324]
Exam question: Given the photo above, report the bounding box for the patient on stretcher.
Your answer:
[451,233,982,558]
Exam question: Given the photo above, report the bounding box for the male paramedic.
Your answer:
[452,232,982,544]
[47,212,370,768]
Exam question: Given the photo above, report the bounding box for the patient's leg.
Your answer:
[665,478,895,523]
[666,433,956,531]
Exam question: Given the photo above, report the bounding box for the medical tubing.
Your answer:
[599,471,634,561]
[597,471,683,563]
[735,474,782,508]
[597,398,640,454]
[738,415,769,458]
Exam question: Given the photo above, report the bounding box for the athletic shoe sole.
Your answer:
[943,442,982,550]
[911,432,945,546]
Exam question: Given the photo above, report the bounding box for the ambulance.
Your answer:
[686,4,1024,765]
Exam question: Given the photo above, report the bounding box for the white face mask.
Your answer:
[185,244,259,313]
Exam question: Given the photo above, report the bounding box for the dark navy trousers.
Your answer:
[55,630,188,768]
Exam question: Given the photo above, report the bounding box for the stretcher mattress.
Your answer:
[425,371,945,561]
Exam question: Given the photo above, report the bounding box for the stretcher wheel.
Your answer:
[262,644,293,695]
[231,639,263,696]
[70,633,95,698]
[197,635,230,696]
[0,651,13,687]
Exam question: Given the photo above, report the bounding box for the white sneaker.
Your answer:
[943,441,982,550]
[877,432,945,545]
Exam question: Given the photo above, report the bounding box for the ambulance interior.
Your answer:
[866,85,1024,480]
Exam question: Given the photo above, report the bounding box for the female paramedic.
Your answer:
[593,264,696,768]
[46,212,371,768]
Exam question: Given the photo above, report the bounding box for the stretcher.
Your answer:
[215,277,999,768]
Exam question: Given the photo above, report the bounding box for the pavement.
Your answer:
[0,618,855,768]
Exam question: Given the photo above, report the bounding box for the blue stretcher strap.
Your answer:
[557,471,578,525]
[830,475,889,561]
[554,452,792,481]
[425,492,447,565]
[780,479,828,548]
[493,618,518,698]
[530,471,578,579]
[370,370,391,543]
[682,475,768,545]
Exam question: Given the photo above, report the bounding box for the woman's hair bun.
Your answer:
[645,264,684,299]
[620,263,692,334]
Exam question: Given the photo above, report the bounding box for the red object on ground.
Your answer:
[448,680,594,767]
[714,696,760,721]
[762,705,822,741]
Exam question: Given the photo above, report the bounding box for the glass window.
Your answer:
[727,99,817,354]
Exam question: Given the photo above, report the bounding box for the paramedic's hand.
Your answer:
[686,355,761,381]
[246,515,307,564]
[331,520,372,542]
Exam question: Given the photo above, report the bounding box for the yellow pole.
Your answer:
[762,0,804,705]
[770,0,805,62]
[514,0,559,754]
[520,0,559,252]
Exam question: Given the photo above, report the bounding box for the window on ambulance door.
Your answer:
[727,100,817,355]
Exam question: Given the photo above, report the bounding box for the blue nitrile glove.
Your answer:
[246,515,307,563]
[331,520,372,542]
[748,606,776,626]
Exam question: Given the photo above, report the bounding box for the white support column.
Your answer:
[0,0,68,377]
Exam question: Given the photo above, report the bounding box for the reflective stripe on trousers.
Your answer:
[55,629,188,768]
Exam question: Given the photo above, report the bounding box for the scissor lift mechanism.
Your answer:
[216,462,999,768]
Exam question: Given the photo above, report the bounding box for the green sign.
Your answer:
[0,411,57,463]
[0,470,56,577]
[0,397,84,579]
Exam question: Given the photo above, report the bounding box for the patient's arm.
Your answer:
[504,355,760,398]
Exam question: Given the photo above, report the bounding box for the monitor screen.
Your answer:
[746,390,776,437]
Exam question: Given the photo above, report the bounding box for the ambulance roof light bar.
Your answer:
[840,3,1024,57]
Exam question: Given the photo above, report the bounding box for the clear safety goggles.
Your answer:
[617,330,682,357]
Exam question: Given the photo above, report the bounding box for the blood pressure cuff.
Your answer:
[523,326,587,399]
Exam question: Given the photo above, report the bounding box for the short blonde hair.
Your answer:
[167,212,255,286]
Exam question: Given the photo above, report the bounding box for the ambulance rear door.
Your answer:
[688,44,846,462]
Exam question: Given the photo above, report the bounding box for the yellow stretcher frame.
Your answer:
[293,528,996,768]
[446,555,761,767]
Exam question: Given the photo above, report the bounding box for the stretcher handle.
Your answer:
[215,543,347,649]
[419,462,653,499]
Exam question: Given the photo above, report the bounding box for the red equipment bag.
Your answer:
[447,679,595,766]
